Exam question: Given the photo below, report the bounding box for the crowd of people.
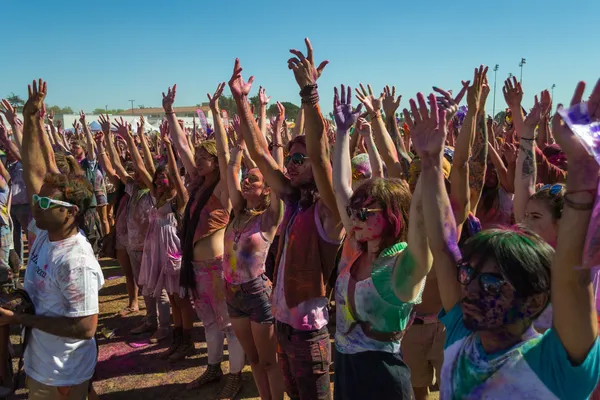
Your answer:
[0,38,599,400]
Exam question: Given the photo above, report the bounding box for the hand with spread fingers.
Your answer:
[382,85,402,119]
[403,92,447,160]
[79,110,87,126]
[98,114,111,135]
[208,82,226,111]
[503,76,523,109]
[355,84,383,117]
[23,79,48,117]
[162,85,177,113]
[333,85,362,133]
[160,120,171,145]
[466,65,489,113]
[259,86,271,106]
[433,86,459,122]
[1,99,18,125]
[524,94,543,131]
[228,59,254,100]
[112,117,132,139]
[502,142,518,164]
[287,38,328,89]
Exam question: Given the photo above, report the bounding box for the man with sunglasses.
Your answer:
[0,79,104,400]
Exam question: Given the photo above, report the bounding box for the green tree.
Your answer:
[6,93,24,108]
[267,102,300,120]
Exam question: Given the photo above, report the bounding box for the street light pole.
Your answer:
[129,100,135,115]
[493,64,499,118]
[105,105,108,113]
[551,84,556,113]
[508,73,513,79]
[519,58,526,84]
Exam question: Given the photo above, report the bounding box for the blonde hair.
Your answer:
[197,140,218,158]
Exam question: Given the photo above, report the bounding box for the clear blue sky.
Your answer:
[1,0,598,116]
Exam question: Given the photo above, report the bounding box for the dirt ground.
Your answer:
[10,257,439,400]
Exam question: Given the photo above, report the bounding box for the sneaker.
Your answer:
[217,373,243,399]
[130,321,157,335]
[150,326,170,343]
[186,364,223,390]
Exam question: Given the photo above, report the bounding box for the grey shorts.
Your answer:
[225,274,274,324]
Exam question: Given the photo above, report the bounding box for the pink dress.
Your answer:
[138,200,184,298]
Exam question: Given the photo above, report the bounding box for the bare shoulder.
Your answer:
[317,199,344,242]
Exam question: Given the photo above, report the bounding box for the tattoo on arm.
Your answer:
[521,146,535,179]
[468,116,488,191]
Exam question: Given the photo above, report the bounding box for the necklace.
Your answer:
[232,214,254,251]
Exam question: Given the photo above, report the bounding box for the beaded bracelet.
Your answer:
[300,84,319,105]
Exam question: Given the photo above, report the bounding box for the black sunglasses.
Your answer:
[346,206,382,222]
[457,260,507,296]
[285,153,309,166]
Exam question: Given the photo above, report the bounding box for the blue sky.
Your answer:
[1,0,598,117]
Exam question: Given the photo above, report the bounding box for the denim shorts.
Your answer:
[225,274,274,324]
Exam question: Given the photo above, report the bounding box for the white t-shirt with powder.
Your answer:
[24,222,104,386]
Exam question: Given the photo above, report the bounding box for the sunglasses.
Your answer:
[285,153,309,166]
[346,206,382,222]
[33,194,76,210]
[538,184,564,196]
[457,260,507,296]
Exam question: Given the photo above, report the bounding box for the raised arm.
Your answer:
[468,71,490,213]
[551,80,600,364]
[0,117,21,161]
[94,132,119,186]
[412,92,464,311]
[228,59,295,200]
[79,111,96,162]
[332,85,362,233]
[270,102,286,170]
[162,85,197,177]
[100,114,131,185]
[289,39,341,230]
[359,119,384,178]
[22,80,54,199]
[207,82,231,208]
[115,118,153,192]
[513,93,545,222]
[355,84,405,179]
[258,86,270,137]
[292,107,304,138]
[161,121,188,208]
[136,115,155,175]
[1,99,23,151]
[382,85,412,176]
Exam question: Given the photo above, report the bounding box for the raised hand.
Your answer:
[137,115,145,136]
[160,120,171,144]
[479,74,491,111]
[287,38,328,89]
[111,117,131,138]
[433,86,459,121]
[23,79,48,117]
[47,110,55,124]
[524,94,543,129]
[553,80,600,160]
[453,80,471,105]
[72,120,81,134]
[540,89,552,118]
[232,115,242,138]
[355,84,383,116]
[207,82,226,111]
[403,93,447,159]
[356,117,372,137]
[259,86,271,106]
[382,85,402,118]
[588,79,600,121]
[466,65,488,112]
[162,85,177,113]
[228,59,254,100]
[0,99,18,125]
[0,116,8,142]
[334,85,362,133]
[503,76,523,109]
[98,114,111,134]
[94,132,104,146]
[79,110,87,125]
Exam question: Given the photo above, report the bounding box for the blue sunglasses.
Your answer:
[538,184,564,196]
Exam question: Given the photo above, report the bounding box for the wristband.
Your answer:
[564,193,595,210]
[300,84,319,105]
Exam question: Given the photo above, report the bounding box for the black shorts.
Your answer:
[225,274,274,324]
[334,349,413,400]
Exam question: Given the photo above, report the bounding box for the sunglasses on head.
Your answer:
[346,206,382,222]
[457,260,507,296]
[285,153,309,166]
[33,194,76,210]
[538,184,564,196]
